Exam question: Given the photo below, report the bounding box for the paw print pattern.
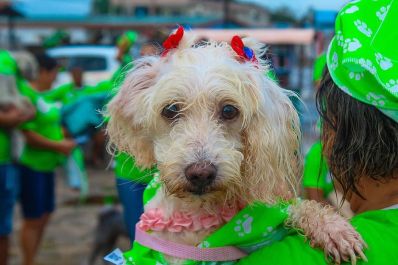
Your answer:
[366,92,386,107]
[343,5,359,14]
[359,58,376,74]
[354,19,373,37]
[343,38,362,53]
[262,226,277,238]
[198,241,211,248]
[386,79,398,93]
[330,52,339,71]
[127,256,136,265]
[349,72,364,80]
[376,5,389,21]
[336,31,345,47]
[234,214,253,237]
[375,53,393,71]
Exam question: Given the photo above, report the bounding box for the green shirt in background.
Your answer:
[114,152,156,184]
[0,50,18,164]
[44,82,100,104]
[237,209,398,265]
[313,53,326,82]
[19,81,65,172]
[302,141,333,197]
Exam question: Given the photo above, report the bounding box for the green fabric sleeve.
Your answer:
[237,209,398,265]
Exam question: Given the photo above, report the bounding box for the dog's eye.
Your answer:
[162,104,180,120]
[221,105,239,120]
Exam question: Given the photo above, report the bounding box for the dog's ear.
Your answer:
[242,76,301,204]
[106,57,159,168]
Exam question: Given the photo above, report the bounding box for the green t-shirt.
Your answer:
[0,50,18,164]
[19,82,65,172]
[237,208,398,265]
[302,141,334,197]
[44,82,99,104]
[114,152,156,184]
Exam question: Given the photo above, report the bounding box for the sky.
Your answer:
[13,0,92,17]
[241,0,350,17]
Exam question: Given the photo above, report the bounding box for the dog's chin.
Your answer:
[165,183,228,200]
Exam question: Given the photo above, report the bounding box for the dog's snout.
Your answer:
[185,162,217,192]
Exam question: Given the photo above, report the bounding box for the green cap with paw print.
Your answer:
[327,0,398,122]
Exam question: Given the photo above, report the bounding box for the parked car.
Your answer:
[48,46,119,87]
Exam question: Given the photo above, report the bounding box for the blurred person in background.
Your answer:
[0,50,35,265]
[302,54,329,204]
[18,54,76,265]
[112,41,159,244]
[43,66,92,196]
[239,0,398,263]
[303,54,353,217]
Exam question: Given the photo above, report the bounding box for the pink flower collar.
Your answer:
[138,205,241,233]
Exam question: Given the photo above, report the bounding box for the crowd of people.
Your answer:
[1,0,397,264]
[0,31,162,265]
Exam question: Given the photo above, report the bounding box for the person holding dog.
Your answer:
[0,50,35,265]
[239,0,398,264]
[18,54,76,265]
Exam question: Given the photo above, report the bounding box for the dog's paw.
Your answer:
[288,201,367,265]
[317,217,367,265]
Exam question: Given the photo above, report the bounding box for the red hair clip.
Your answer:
[161,26,184,57]
[231,35,258,64]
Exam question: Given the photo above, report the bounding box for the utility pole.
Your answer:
[223,0,231,27]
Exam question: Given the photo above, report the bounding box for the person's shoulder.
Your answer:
[350,209,398,264]
[237,233,326,265]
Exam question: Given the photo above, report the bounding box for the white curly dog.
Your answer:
[107,28,365,264]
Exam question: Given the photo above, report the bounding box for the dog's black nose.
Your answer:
[185,162,217,192]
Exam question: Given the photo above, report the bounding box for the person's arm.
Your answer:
[22,130,76,155]
[305,187,330,206]
[0,105,33,128]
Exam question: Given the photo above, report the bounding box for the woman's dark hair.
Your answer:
[35,53,58,72]
[316,70,398,198]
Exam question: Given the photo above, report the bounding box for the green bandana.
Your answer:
[123,177,293,265]
[327,0,398,122]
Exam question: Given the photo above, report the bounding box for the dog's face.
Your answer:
[107,36,301,204]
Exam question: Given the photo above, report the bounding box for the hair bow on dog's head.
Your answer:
[231,35,258,64]
[162,26,185,57]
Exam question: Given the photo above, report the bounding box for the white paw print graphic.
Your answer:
[343,38,362,53]
[330,52,339,71]
[386,79,398,93]
[349,72,364,80]
[262,226,277,237]
[366,92,386,107]
[234,214,253,237]
[376,5,389,21]
[359,58,376,74]
[354,19,373,37]
[344,5,359,14]
[336,31,345,47]
[198,241,211,248]
[375,53,393,71]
